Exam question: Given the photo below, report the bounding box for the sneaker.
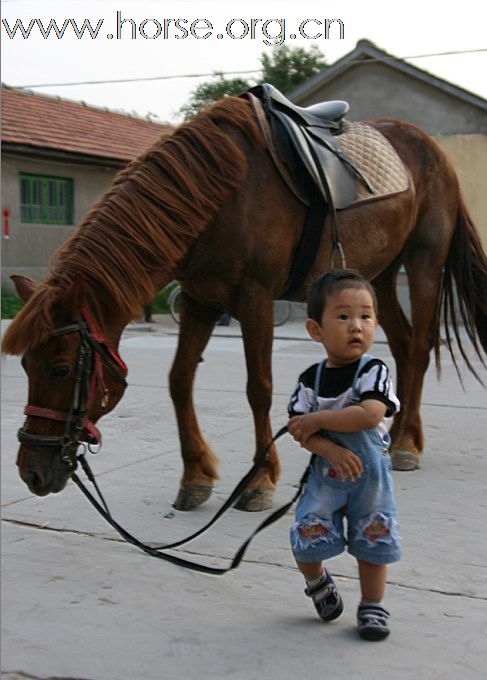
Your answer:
[357,603,390,640]
[305,572,344,622]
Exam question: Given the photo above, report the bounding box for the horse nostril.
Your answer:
[22,468,47,493]
[20,462,68,495]
[26,469,40,485]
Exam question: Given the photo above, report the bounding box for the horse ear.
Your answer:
[62,273,87,318]
[10,275,37,303]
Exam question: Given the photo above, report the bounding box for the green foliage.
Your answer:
[261,44,327,93]
[179,75,253,120]
[0,284,177,321]
[151,281,179,314]
[179,45,327,119]
[1,289,24,319]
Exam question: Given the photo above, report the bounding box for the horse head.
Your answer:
[8,274,128,496]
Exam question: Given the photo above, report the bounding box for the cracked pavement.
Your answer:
[2,316,486,680]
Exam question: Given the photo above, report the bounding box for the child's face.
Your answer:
[306,287,378,367]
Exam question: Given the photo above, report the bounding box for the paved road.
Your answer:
[1,316,486,680]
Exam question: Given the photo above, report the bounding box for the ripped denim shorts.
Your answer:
[290,427,401,565]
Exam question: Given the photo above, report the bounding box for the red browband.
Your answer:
[82,307,128,375]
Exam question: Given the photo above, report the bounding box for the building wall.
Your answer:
[295,61,487,135]
[1,153,120,288]
[435,134,487,251]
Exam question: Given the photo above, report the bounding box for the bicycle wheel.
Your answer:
[273,300,291,326]
[168,285,182,324]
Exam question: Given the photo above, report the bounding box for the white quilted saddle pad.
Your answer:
[339,121,410,205]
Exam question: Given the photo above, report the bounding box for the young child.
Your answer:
[288,269,401,641]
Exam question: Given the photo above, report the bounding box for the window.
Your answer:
[20,173,73,225]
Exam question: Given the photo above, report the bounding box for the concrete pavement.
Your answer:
[1,315,486,680]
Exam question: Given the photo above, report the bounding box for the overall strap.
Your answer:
[312,360,327,412]
[298,361,325,491]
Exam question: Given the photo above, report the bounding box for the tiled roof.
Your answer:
[1,86,173,161]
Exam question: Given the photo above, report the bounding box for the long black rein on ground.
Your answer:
[71,426,314,575]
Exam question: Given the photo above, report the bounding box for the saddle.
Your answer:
[247,83,373,211]
[244,84,408,298]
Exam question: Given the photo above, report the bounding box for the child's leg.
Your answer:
[296,559,343,622]
[357,559,387,602]
[356,559,390,640]
[295,559,323,581]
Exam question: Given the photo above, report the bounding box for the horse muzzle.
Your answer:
[17,442,72,496]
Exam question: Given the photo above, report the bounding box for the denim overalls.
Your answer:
[290,354,401,565]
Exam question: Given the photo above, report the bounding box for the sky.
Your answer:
[1,0,486,124]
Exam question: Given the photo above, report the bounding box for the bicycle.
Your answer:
[168,285,291,326]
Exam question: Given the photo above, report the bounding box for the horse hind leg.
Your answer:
[169,292,220,510]
[373,262,417,469]
[392,217,453,470]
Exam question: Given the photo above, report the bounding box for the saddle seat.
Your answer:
[267,86,350,126]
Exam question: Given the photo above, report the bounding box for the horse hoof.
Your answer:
[391,450,420,471]
[234,488,274,512]
[173,485,213,511]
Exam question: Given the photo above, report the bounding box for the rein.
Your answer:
[71,425,310,575]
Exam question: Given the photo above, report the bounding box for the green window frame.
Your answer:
[20,173,73,225]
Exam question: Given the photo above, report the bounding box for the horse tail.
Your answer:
[439,194,487,383]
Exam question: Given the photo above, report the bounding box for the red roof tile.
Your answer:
[1,86,173,161]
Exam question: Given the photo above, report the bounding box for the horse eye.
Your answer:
[49,364,70,380]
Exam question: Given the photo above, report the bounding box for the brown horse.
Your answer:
[2,95,487,511]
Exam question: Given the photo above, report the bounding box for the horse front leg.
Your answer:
[234,288,280,512]
[170,292,220,510]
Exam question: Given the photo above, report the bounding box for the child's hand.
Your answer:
[288,413,322,445]
[325,447,363,482]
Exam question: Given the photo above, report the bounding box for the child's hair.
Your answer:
[307,269,378,322]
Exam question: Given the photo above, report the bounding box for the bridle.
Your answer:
[17,309,128,472]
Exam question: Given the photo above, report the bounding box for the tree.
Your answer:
[179,45,327,119]
[178,74,252,120]
[261,44,327,94]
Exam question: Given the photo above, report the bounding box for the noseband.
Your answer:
[17,310,128,472]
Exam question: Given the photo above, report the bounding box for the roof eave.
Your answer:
[1,142,131,168]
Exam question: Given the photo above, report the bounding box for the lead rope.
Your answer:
[71,425,312,575]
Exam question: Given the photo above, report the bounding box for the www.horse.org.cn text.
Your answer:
[2,13,345,45]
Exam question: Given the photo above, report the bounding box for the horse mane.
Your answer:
[2,96,262,355]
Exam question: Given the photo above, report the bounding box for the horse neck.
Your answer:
[82,271,175,348]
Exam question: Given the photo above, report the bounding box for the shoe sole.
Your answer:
[318,598,344,622]
[358,627,390,641]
